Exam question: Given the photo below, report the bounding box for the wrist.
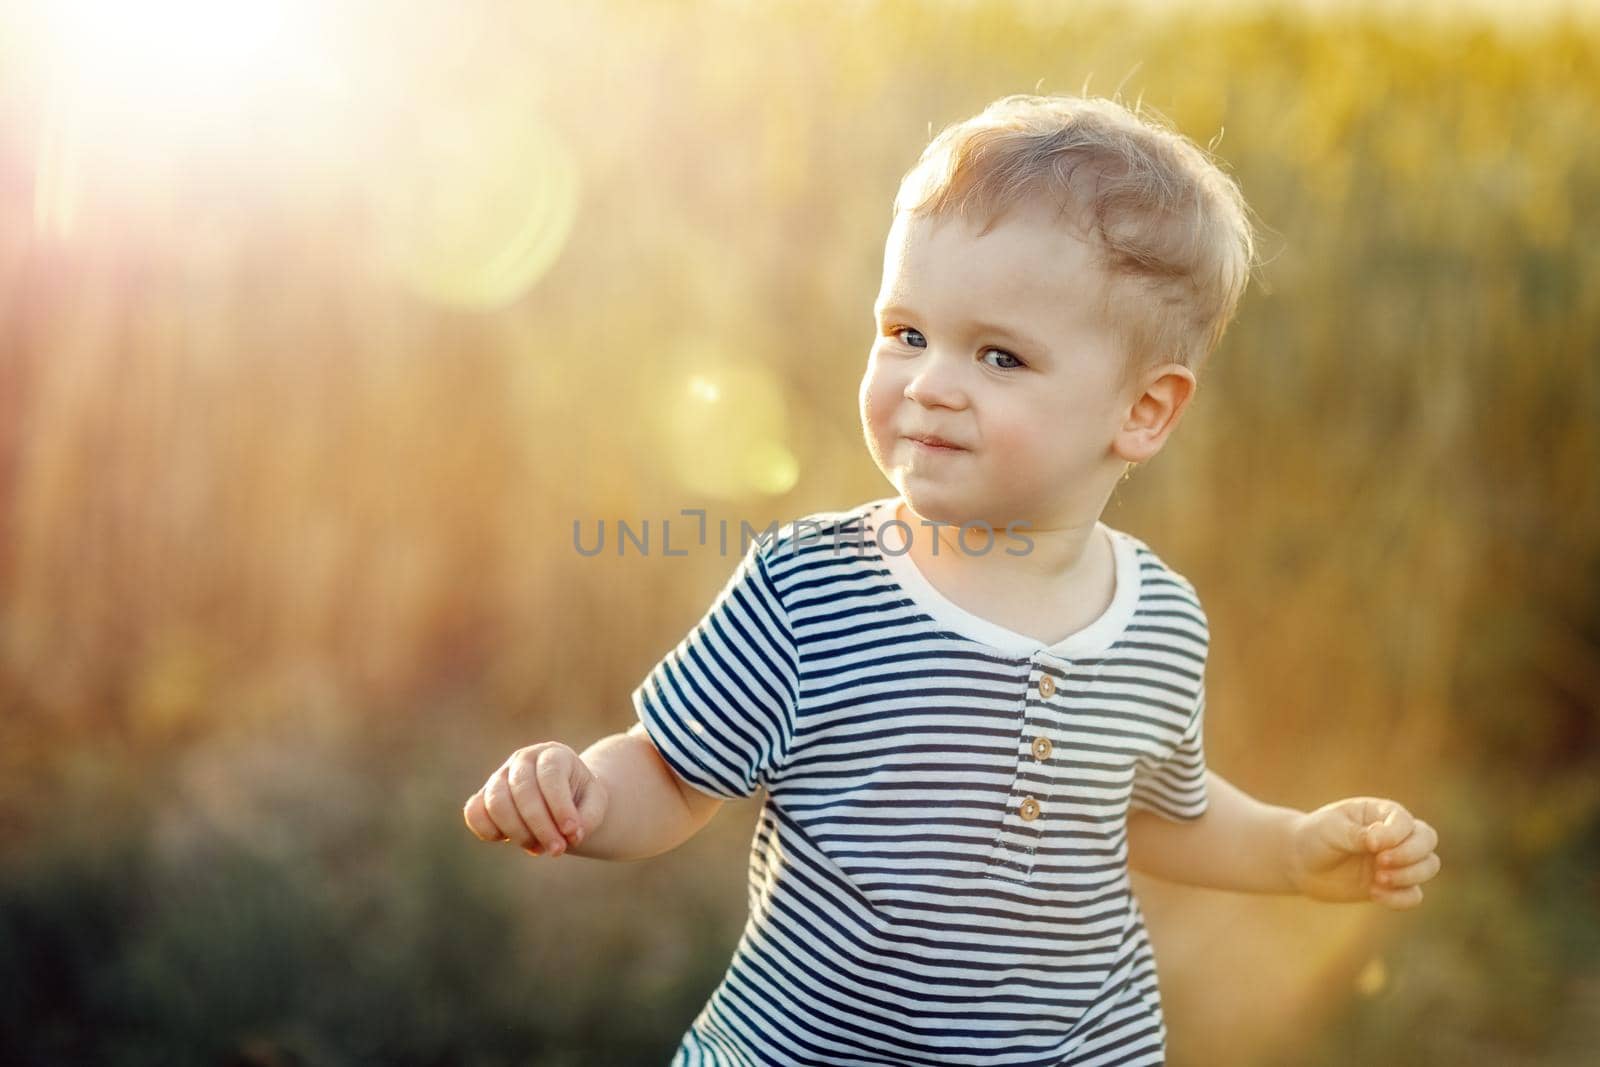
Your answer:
[1278,807,1310,895]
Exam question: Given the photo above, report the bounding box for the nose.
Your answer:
[903,351,967,410]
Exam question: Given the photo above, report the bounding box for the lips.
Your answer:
[904,432,967,451]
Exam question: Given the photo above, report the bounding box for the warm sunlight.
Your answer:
[22,0,339,240]
[18,1,578,307]
[1,2,1593,1064]
[37,0,303,99]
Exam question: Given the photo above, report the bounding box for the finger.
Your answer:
[1365,803,1415,852]
[462,791,507,842]
[1369,883,1424,909]
[1376,852,1441,889]
[1377,825,1438,869]
[540,756,587,845]
[484,764,541,853]
[573,777,607,842]
[512,749,571,856]
[1338,813,1370,854]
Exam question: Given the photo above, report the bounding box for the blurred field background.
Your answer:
[2,0,1597,1063]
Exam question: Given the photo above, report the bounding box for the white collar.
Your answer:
[865,496,1141,660]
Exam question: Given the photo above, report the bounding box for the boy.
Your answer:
[463,93,1441,1065]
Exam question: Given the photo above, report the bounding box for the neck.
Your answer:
[897,501,1105,585]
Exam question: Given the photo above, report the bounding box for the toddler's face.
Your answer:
[858,198,1134,530]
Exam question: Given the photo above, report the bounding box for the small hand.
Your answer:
[1287,796,1440,909]
[463,742,609,859]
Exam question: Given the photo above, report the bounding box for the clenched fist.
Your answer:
[463,742,609,858]
[1287,796,1441,908]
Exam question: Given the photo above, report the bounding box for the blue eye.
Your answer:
[887,327,1025,370]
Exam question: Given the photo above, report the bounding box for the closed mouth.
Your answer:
[904,433,967,451]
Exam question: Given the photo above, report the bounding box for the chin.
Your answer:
[896,484,983,527]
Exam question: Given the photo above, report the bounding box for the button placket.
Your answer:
[985,655,1064,883]
[1020,660,1063,834]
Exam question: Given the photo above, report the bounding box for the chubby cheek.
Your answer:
[985,397,1103,504]
[858,358,899,462]
[979,416,1046,494]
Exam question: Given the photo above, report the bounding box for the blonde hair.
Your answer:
[893,93,1260,387]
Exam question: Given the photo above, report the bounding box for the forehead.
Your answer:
[875,200,1110,331]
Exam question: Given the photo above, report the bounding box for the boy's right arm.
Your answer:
[569,723,725,861]
[462,722,724,863]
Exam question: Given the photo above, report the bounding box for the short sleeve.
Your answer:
[631,538,799,800]
[1129,683,1210,821]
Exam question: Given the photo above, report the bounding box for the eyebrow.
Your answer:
[873,304,1048,353]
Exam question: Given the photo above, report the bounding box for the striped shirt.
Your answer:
[632,496,1210,1066]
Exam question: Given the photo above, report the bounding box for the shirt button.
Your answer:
[1038,675,1056,699]
[1031,736,1053,761]
[1019,796,1041,821]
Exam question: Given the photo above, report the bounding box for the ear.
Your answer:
[1113,363,1197,464]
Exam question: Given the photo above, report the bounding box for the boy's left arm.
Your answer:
[1126,770,1442,909]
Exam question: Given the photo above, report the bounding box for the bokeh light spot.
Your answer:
[744,440,801,496]
[688,377,722,403]
[662,361,796,499]
[1354,956,1388,997]
[378,107,580,311]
